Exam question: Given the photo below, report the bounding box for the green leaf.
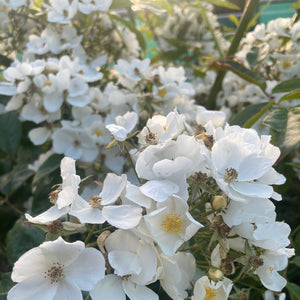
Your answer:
[292,256,300,268]
[0,112,21,155]
[279,88,300,101]
[282,106,300,155]
[263,107,288,146]
[33,154,63,186]
[203,0,240,10]
[246,46,260,66]
[287,282,300,300]
[109,0,131,9]
[246,0,270,31]
[211,60,266,90]
[229,102,269,126]
[263,108,288,132]
[0,272,14,296]
[287,162,300,170]
[229,14,239,26]
[110,14,146,51]
[0,165,34,196]
[6,218,45,264]
[290,1,300,9]
[272,78,300,93]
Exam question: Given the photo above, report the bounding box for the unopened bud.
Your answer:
[208,268,224,282]
[212,196,227,210]
[97,231,111,254]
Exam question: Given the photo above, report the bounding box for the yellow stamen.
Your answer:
[204,286,217,300]
[93,128,103,137]
[161,213,182,234]
[157,87,168,99]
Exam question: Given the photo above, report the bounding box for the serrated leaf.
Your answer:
[263,107,288,146]
[263,107,288,133]
[282,106,300,155]
[0,112,21,155]
[0,272,14,296]
[272,78,300,93]
[279,88,300,101]
[110,14,146,51]
[211,60,266,90]
[33,154,63,185]
[287,282,300,300]
[230,102,269,126]
[203,0,240,10]
[6,219,45,264]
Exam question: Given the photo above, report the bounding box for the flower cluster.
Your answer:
[7,108,293,299]
[0,1,297,299]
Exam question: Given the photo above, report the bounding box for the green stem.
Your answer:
[197,0,223,58]
[207,0,259,110]
[124,143,142,184]
[84,293,90,300]
[84,224,96,245]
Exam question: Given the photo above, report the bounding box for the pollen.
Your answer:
[204,286,217,300]
[89,195,102,208]
[43,80,52,87]
[157,87,168,99]
[282,60,292,69]
[45,262,64,284]
[224,168,238,182]
[161,213,182,234]
[93,128,103,137]
[269,266,274,273]
[145,132,157,144]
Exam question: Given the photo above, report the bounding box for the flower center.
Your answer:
[204,286,217,300]
[93,128,103,137]
[282,60,292,69]
[269,266,274,273]
[43,80,52,87]
[224,168,238,182]
[145,132,157,144]
[157,87,168,99]
[89,195,102,208]
[45,262,65,284]
[161,213,182,234]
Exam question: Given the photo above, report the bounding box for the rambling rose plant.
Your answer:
[0,1,299,299]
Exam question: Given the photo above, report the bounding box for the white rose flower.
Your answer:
[192,275,233,300]
[7,237,105,300]
[144,195,203,256]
